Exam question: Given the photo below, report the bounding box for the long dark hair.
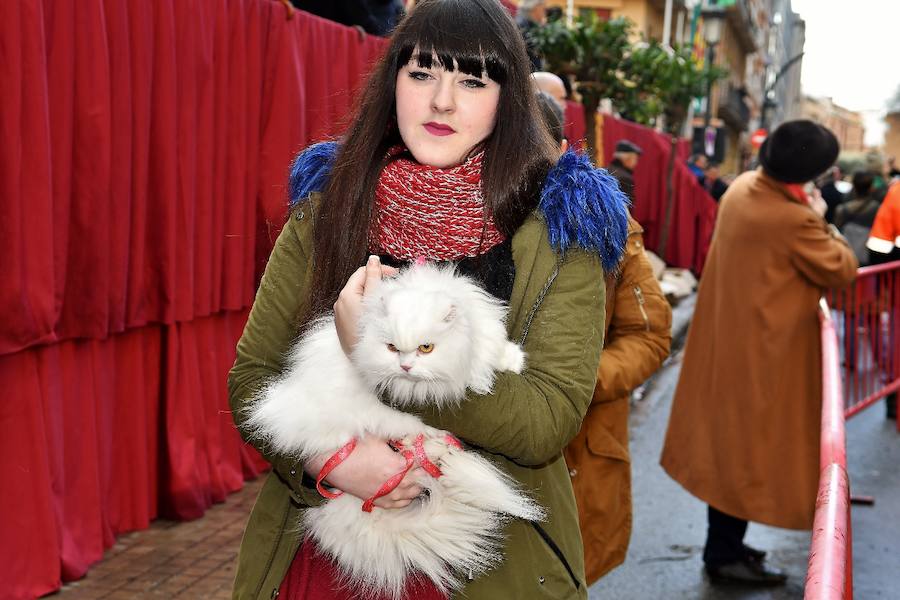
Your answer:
[307,0,557,320]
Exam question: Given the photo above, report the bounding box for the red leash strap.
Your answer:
[362,446,415,512]
[315,438,358,499]
[444,434,463,449]
[413,434,443,478]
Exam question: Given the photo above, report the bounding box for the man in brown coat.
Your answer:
[660,120,858,586]
[564,216,671,584]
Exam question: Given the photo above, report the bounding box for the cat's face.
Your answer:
[353,281,473,407]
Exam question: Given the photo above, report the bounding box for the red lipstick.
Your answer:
[424,122,455,136]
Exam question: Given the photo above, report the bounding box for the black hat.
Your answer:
[758,120,839,183]
[614,139,642,155]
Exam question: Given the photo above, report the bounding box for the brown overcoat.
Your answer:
[660,170,858,530]
[565,217,671,583]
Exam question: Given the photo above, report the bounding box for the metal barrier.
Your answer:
[827,260,900,426]
[805,300,853,599]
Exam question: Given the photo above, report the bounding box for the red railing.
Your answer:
[828,260,900,425]
[805,299,853,599]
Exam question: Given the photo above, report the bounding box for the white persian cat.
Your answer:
[245,262,543,599]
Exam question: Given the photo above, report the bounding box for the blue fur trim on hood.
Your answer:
[540,150,629,272]
[288,141,338,206]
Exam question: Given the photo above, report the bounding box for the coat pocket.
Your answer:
[530,522,582,592]
[586,421,629,462]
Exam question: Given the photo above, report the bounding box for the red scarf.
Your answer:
[784,183,810,205]
[369,149,506,261]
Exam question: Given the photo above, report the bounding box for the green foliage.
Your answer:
[529,13,633,110]
[623,41,728,134]
[531,15,727,135]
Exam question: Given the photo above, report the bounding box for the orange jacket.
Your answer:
[867,182,900,256]
[564,216,672,584]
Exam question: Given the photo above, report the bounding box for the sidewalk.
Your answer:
[55,477,263,599]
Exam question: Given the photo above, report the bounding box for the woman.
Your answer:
[228,1,628,598]
[834,170,880,266]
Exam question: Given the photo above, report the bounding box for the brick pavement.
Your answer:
[55,477,265,599]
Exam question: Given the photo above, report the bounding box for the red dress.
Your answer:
[278,539,448,600]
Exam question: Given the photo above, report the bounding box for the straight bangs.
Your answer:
[392,1,513,84]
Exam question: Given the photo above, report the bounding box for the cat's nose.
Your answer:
[401,364,412,372]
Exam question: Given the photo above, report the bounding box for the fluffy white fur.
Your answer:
[245,263,542,599]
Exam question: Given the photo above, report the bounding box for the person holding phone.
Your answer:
[660,120,858,586]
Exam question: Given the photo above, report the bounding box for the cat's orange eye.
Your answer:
[417,344,434,354]
[387,343,398,353]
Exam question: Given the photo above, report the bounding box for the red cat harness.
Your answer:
[315,434,463,512]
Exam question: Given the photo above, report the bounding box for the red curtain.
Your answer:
[0,1,386,598]
[600,116,717,273]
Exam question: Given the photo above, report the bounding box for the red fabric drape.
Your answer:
[0,2,387,598]
[600,115,717,273]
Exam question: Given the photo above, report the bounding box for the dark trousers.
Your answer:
[703,505,748,567]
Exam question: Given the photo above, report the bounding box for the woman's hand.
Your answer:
[334,255,398,356]
[305,435,425,509]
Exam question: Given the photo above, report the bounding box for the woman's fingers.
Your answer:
[362,255,385,299]
[336,266,366,305]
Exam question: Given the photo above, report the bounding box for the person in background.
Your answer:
[819,165,846,224]
[535,91,568,154]
[606,140,642,204]
[866,153,891,201]
[888,156,900,179]
[537,90,671,585]
[703,162,729,202]
[516,0,547,70]
[867,179,900,265]
[298,0,404,36]
[834,171,881,266]
[533,71,587,152]
[865,178,900,420]
[532,71,567,113]
[661,120,857,587]
[688,153,709,184]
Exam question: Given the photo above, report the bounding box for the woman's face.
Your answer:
[395,57,500,168]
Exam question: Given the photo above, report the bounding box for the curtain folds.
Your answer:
[0,2,386,598]
[600,115,718,273]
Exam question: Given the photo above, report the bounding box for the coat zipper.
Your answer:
[530,522,581,590]
[633,285,650,331]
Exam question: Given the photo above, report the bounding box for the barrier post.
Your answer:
[804,300,852,600]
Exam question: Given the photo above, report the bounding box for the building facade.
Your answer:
[886,112,900,163]
[539,0,806,173]
[801,96,866,153]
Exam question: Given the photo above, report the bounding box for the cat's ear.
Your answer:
[443,305,457,323]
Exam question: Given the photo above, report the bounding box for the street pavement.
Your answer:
[589,297,900,599]
[55,478,263,599]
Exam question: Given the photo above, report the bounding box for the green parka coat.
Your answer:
[227,148,628,600]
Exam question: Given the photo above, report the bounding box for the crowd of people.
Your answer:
[225,1,897,598]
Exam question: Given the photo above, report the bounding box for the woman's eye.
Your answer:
[408,70,432,81]
[418,344,434,354]
[387,343,398,352]
[461,78,487,89]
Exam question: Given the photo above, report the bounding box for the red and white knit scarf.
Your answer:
[369,149,505,261]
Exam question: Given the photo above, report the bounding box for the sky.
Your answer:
[790,0,900,147]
